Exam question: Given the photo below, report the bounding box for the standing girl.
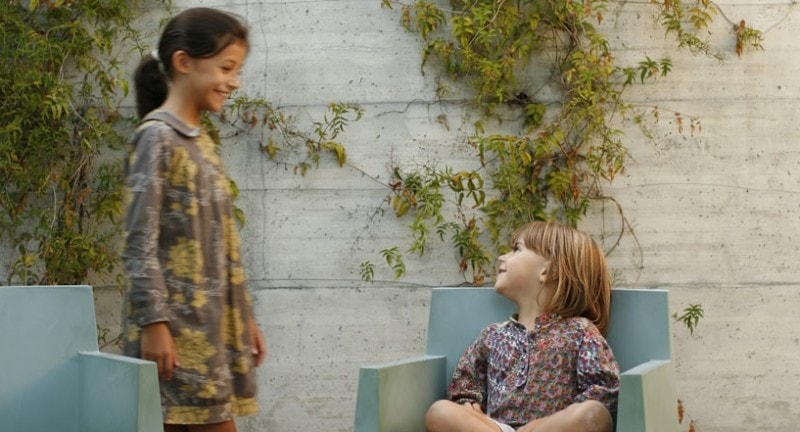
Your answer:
[123,8,266,432]
[425,221,619,432]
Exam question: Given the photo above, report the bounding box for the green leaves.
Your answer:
[734,19,764,58]
[0,0,154,285]
[382,165,491,283]
[360,261,376,283]
[374,0,746,285]
[401,1,445,40]
[374,0,652,284]
[674,304,705,335]
[380,247,406,279]
[226,96,362,175]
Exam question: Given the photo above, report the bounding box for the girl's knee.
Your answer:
[569,400,613,432]
[425,400,460,431]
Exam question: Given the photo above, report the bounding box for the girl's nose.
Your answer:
[230,74,241,90]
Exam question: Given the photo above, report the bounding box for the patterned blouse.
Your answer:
[448,314,619,428]
[122,109,258,424]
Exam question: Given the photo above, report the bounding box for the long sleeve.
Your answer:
[224,211,250,308]
[574,325,620,415]
[448,326,492,407]
[123,124,171,327]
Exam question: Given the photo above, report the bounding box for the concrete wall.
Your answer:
[95,0,800,431]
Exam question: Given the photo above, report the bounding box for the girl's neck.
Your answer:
[515,301,544,330]
[161,93,201,128]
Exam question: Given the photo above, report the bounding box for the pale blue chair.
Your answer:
[355,287,679,432]
[0,285,163,432]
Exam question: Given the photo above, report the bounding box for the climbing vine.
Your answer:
[219,97,363,177]
[363,0,763,285]
[0,1,362,286]
[0,0,160,285]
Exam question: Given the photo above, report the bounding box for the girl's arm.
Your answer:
[124,124,171,327]
[224,182,267,366]
[574,325,621,415]
[448,326,492,407]
[124,124,179,379]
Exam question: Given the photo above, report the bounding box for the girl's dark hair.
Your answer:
[134,8,249,119]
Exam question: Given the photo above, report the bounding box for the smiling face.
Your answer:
[495,240,550,305]
[185,40,247,113]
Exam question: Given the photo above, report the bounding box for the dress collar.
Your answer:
[143,109,201,138]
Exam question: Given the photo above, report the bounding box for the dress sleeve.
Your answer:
[574,324,621,415]
[226,213,251,309]
[448,326,492,407]
[123,124,171,327]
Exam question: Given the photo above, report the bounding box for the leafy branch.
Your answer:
[221,96,363,176]
[673,304,705,335]
[366,0,679,284]
[0,0,167,285]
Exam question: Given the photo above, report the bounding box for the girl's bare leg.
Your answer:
[517,400,612,432]
[188,420,237,432]
[164,420,237,432]
[425,400,503,432]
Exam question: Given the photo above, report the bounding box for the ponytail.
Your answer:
[133,54,168,119]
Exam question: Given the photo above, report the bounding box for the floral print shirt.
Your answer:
[122,109,258,424]
[448,314,619,428]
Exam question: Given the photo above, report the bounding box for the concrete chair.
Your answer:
[355,287,679,432]
[0,285,163,432]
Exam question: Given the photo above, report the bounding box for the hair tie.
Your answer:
[151,49,166,75]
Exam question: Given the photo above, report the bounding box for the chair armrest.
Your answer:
[616,360,679,432]
[355,355,446,432]
[77,352,164,432]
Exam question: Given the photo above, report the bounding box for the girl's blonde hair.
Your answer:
[512,221,612,334]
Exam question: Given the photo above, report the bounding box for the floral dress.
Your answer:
[449,314,619,428]
[122,109,258,424]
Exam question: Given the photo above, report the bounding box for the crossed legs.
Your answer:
[425,400,612,432]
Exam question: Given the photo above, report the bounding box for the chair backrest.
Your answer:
[0,285,99,431]
[425,287,672,381]
[605,288,672,372]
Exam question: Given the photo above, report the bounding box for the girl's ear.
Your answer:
[538,265,548,284]
[170,50,192,75]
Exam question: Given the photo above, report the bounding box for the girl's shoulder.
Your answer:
[555,315,602,336]
[478,320,511,336]
[134,109,201,141]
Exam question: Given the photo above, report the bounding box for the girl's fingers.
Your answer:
[161,356,172,380]
[253,329,267,366]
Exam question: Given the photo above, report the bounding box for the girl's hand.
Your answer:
[249,318,267,367]
[140,322,179,380]
[462,401,484,413]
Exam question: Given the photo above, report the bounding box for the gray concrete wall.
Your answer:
[94,1,800,431]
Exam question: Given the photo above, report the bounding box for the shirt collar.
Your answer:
[143,109,201,138]
[507,313,561,331]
